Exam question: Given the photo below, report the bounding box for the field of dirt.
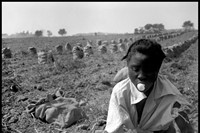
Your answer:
[2,31,198,133]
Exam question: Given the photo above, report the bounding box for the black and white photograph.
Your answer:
[2,2,198,133]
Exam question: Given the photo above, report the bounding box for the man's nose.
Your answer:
[137,71,147,81]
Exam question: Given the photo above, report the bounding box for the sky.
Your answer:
[2,2,198,36]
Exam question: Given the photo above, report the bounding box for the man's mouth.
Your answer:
[137,83,145,91]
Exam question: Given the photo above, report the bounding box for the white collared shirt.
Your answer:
[105,74,189,133]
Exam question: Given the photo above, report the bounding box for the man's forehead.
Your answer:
[134,52,148,59]
[130,53,152,63]
[129,53,158,67]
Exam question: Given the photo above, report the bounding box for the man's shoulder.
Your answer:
[112,78,130,94]
[156,74,186,99]
[113,67,128,83]
[158,74,179,91]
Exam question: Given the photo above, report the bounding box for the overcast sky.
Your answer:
[2,2,198,36]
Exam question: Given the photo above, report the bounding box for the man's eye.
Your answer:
[131,67,139,72]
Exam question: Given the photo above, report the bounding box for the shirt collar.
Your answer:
[129,74,180,104]
[129,78,147,104]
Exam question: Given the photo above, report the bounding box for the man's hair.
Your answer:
[122,39,166,71]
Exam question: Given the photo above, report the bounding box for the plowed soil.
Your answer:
[2,31,198,133]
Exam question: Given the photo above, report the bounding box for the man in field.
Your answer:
[105,39,194,133]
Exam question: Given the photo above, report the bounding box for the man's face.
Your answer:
[127,52,159,93]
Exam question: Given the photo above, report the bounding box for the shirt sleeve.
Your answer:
[105,87,134,133]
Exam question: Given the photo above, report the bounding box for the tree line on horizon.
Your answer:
[134,20,195,34]
[2,20,195,38]
[2,28,67,38]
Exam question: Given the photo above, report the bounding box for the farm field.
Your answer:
[2,31,198,133]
